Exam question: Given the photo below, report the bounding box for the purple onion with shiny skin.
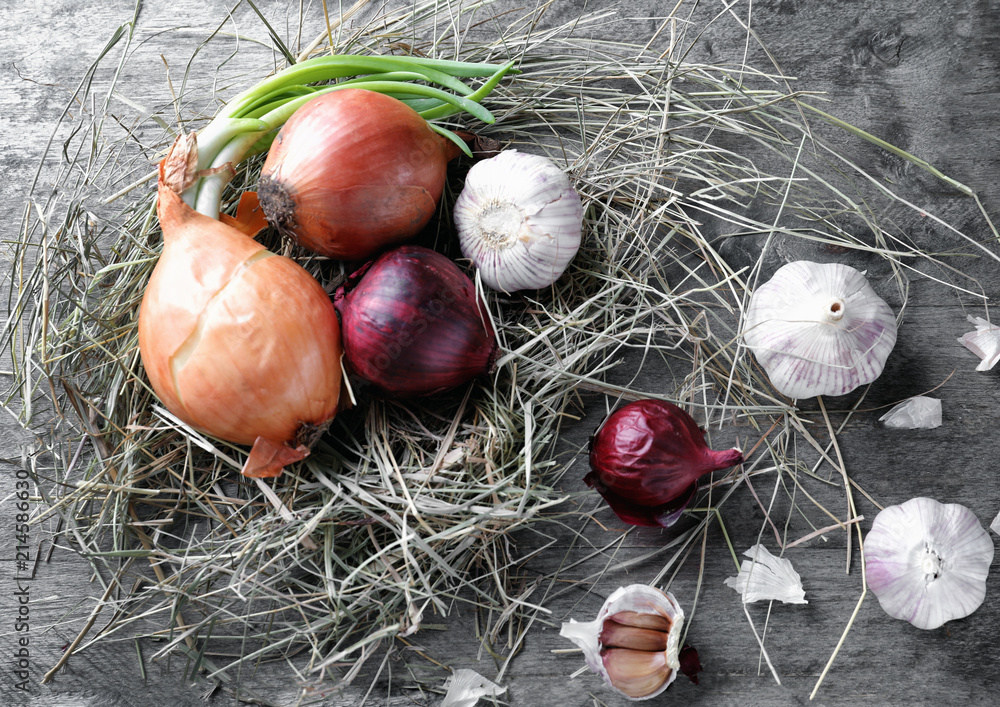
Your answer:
[586,399,744,527]
[333,245,498,398]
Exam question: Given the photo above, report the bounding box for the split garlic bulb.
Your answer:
[864,497,994,630]
[743,260,897,398]
[560,585,684,700]
[453,150,583,292]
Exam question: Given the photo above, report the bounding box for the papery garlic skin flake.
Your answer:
[724,544,808,604]
[878,396,942,429]
[864,497,994,630]
[439,669,506,707]
[560,584,684,701]
[958,315,1000,371]
[743,261,897,399]
[454,150,583,292]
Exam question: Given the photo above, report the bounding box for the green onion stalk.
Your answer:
[185,54,516,218]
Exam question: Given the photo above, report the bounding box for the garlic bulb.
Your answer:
[453,150,583,292]
[560,585,684,700]
[864,497,994,630]
[743,260,897,398]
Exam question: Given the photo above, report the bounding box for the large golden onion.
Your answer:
[138,137,342,477]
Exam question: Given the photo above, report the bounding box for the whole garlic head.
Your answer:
[865,497,994,630]
[453,150,583,292]
[743,260,897,398]
[560,584,684,700]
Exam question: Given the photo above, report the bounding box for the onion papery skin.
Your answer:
[139,164,342,473]
[333,245,498,398]
[258,89,459,261]
[587,399,743,527]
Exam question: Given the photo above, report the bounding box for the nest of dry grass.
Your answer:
[6,0,994,701]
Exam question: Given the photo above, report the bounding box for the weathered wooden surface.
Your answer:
[3,0,1000,705]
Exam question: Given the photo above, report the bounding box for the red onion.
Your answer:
[586,399,743,527]
[333,245,498,398]
[257,89,461,261]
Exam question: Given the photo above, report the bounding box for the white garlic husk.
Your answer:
[439,669,506,707]
[560,584,684,701]
[453,150,583,292]
[864,497,994,630]
[724,544,808,604]
[743,260,897,398]
[991,508,1000,537]
[958,315,1000,371]
[878,396,942,429]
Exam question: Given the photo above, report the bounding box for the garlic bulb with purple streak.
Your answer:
[743,261,897,398]
[453,150,583,292]
[864,497,994,630]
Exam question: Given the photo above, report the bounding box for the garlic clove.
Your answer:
[958,315,1000,371]
[599,621,670,651]
[878,396,942,429]
[607,610,673,632]
[723,543,808,604]
[601,648,672,699]
[864,497,994,630]
[743,260,897,399]
[454,150,583,293]
[560,585,684,700]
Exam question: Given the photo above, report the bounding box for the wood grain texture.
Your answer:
[3,1,1000,705]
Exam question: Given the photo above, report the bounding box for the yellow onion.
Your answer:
[138,135,342,478]
[257,88,462,261]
